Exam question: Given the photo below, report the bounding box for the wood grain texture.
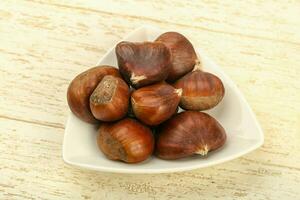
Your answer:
[0,0,299,199]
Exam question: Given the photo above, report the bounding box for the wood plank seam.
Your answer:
[0,115,64,130]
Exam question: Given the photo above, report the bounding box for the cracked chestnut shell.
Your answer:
[173,69,225,111]
[67,66,121,123]
[115,41,171,88]
[155,32,199,82]
[90,75,129,121]
[131,82,182,126]
[156,111,226,160]
[97,118,154,163]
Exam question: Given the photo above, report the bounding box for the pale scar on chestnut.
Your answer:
[105,137,127,160]
[103,133,127,161]
[90,77,117,104]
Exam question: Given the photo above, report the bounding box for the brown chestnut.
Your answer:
[155,32,199,82]
[156,111,226,160]
[115,41,171,88]
[97,118,154,163]
[131,82,182,126]
[67,66,121,123]
[173,70,225,110]
[90,75,129,121]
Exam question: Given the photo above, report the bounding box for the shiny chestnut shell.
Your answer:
[97,118,154,163]
[115,41,171,88]
[67,66,120,123]
[156,111,226,160]
[90,75,129,121]
[173,70,225,110]
[131,82,182,126]
[155,32,198,82]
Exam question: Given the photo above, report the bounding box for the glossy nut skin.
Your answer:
[115,41,171,88]
[97,118,154,163]
[173,70,225,111]
[90,75,129,121]
[67,66,121,123]
[156,111,226,160]
[155,32,198,82]
[131,82,182,126]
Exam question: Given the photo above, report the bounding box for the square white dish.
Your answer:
[63,26,264,174]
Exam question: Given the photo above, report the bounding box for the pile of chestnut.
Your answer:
[67,32,226,163]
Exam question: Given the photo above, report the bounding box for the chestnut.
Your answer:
[67,66,121,123]
[173,70,225,110]
[131,82,182,126]
[155,32,199,82]
[97,118,154,163]
[115,41,171,88]
[156,111,226,160]
[90,75,129,121]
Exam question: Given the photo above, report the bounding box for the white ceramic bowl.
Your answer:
[63,26,264,174]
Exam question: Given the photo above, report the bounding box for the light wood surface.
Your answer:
[1,0,300,199]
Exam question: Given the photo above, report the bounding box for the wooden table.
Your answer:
[1,1,299,199]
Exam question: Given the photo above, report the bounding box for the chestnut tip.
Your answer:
[195,144,209,156]
[174,88,183,96]
[130,73,146,85]
[192,59,202,71]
